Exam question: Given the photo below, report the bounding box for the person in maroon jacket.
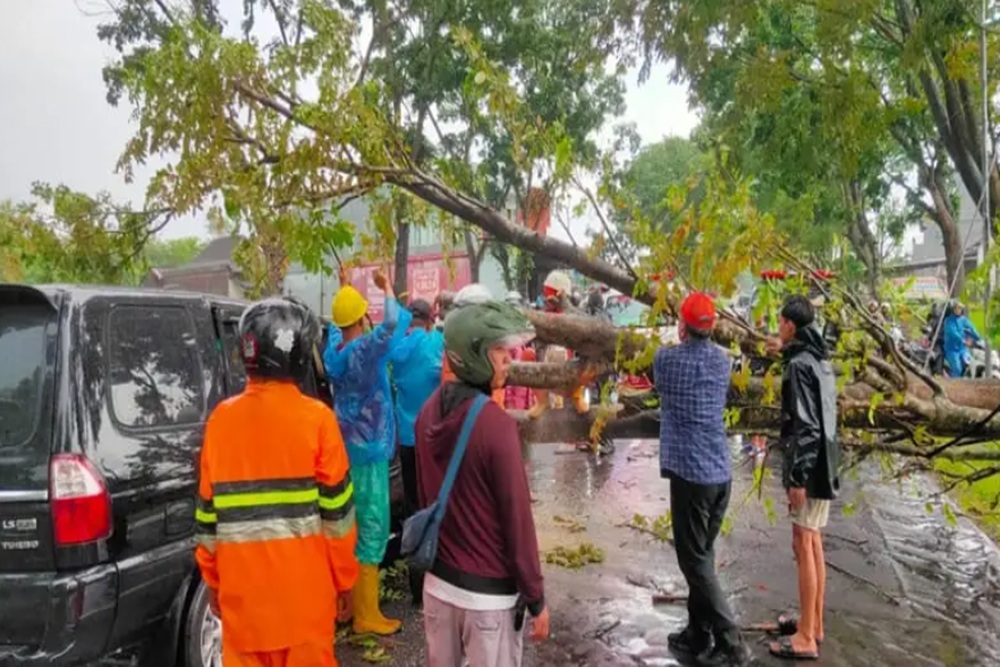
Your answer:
[415,301,550,666]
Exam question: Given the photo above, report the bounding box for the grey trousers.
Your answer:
[423,592,524,667]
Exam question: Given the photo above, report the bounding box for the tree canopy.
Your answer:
[142,236,205,269]
[0,183,170,285]
[42,0,1000,486]
[619,0,999,295]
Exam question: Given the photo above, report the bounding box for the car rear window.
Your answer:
[0,307,50,452]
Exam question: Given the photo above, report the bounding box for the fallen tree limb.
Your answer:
[507,306,1000,444]
[513,404,1000,459]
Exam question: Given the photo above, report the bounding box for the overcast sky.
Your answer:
[0,0,699,242]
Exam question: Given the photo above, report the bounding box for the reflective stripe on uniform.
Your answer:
[196,496,218,552]
[200,475,355,545]
[217,514,322,543]
[319,473,356,538]
[213,476,318,494]
[322,505,356,538]
[318,474,354,518]
[195,496,218,526]
[213,476,319,524]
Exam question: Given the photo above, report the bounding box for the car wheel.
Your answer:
[183,581,223,667]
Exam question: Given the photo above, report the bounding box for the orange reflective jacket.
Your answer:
[440,353,505,406]
[195,380,359,653]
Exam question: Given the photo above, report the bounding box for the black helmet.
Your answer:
[239,298,322,380]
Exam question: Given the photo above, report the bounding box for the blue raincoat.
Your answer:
[324,295,412,564]
[943,313,981,378]
[390,325,444,447]
[324,296,412,466]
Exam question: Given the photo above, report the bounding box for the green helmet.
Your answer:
[444,302,535,386]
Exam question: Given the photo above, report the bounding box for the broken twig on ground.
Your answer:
[825,533,869,548]
[826,559,901,606]
[588,618,622,643]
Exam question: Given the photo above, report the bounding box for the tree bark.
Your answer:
[896,0,998,225]
[395,172,638,297]
[260,236,287,297]
[506,307,1000,441]
[937,200,964,297]
[464,228,481,283]
[843,180,880,295]
[394,217,410,300]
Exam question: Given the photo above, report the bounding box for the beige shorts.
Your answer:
[790,498,831,531]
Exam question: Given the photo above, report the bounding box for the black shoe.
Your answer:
[696,641,753,667]
[668,627,713,656]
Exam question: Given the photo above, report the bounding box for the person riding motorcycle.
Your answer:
[197,298,358,666]
[942,300,982,377]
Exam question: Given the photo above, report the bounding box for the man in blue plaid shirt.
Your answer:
[654,292,750,667]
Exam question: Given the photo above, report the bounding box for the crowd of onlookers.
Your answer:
[194,267,843,667]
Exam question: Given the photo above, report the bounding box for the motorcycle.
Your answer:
[965,341,1000,379]
[900,323,945,376]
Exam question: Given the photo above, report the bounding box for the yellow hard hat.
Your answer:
[332,285,368,327]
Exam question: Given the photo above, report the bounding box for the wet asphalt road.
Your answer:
[336,437,1000,667]
[92,436,1000,666]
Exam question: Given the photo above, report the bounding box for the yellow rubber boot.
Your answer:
[353,564,401,636]
[528,390,549,419]
[572,386,589,414]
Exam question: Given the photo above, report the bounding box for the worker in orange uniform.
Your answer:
[195,298,358,667]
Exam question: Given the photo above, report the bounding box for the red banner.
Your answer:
[347,253,472,322]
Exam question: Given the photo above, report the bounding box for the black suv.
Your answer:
[0,284,401,666]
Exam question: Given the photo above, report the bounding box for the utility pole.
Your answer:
[982,0,994,370]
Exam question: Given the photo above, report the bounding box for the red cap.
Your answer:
[680,292,717,331]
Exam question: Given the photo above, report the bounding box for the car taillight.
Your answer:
[50,454,112,546]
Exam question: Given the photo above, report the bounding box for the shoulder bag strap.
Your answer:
[435,394,489,509]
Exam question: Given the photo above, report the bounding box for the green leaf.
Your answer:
[763,497,778,526]
[223,190,240,220]
[554,136,573,176]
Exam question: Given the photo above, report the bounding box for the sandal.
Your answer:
[769,637,819,661]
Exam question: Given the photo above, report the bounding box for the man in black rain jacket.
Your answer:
[766,295,840,661]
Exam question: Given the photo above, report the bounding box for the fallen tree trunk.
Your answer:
[513,405,1000,462]
[506,307,1000,443]
[395,172,1000,452]
[510,313,1000,412]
